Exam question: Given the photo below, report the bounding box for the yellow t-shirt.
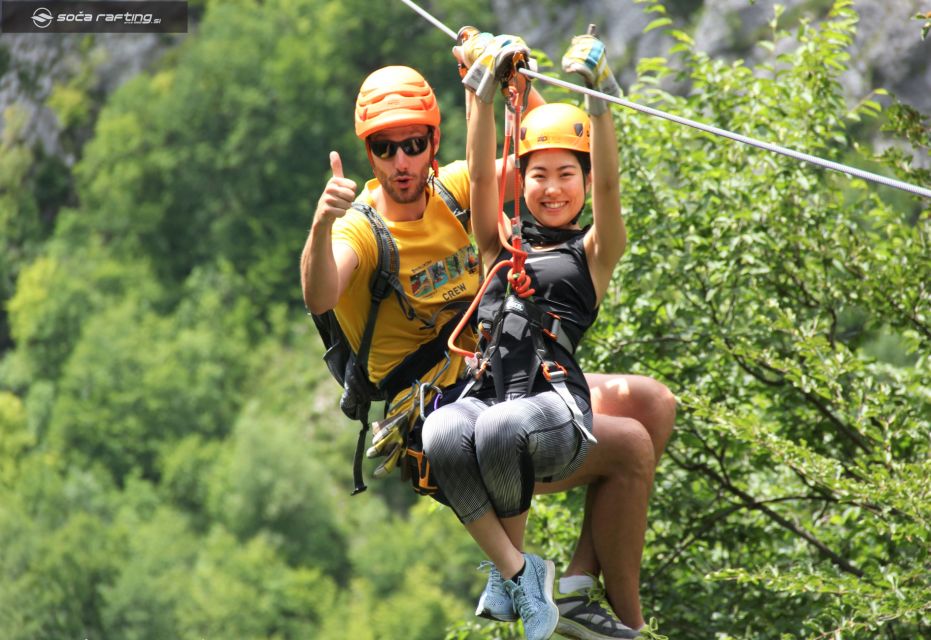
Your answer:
[331,161,479,408]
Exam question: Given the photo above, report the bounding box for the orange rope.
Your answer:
[447,259,512,358]
[448,69,535,359]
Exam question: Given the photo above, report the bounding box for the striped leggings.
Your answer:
[421,391,592,523]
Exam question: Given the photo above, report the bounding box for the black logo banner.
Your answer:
[1,1,188,33]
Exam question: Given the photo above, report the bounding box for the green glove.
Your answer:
[462,34,531,103]
[366,411,409,479]
[562,34,620,116]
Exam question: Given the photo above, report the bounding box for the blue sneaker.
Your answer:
[475,562,517,621]
[555,579,640,639]
[503,553,559,640]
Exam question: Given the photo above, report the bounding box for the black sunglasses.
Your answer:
[368,135,431,159]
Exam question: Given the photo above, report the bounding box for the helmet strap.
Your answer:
[429,129,439,179]
[364,144,374,168]
[570,205,585,225]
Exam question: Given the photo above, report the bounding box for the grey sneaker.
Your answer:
[503,553,559,640]
[475,561,516,622]
[555,579,640,639]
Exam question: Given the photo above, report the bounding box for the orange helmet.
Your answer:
[518,103,590,157]
[354,66,441,139]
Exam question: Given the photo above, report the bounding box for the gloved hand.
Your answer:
[454,26,490,78]
[462,34,531,103]
[366,411,409,479]
[562,34,620,116]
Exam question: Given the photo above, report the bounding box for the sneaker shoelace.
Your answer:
[511,581,534,617]
[583,581,623,623]
[477,561,502,584]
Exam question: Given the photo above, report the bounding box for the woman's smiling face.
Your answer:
[522,148,590,228]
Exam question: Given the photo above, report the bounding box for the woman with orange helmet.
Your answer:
[421,33,639,640]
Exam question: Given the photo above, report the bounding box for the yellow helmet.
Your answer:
[518,103,590,157]
[354,66,441,139]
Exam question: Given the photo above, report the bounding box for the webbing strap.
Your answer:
[503,296,577,355]
[550,379,597,445]
[351,420,368,495]
[431,175,471,231]
[346,198,469,494]
[347,202,407,497]
[523,308,596,444]
[351,203,410,375]
[380,306,468,401]
[462,293,594,443]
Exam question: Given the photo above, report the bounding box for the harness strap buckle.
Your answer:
[541,360,568,382]
[542,312,561,341]
[478,319,494,343]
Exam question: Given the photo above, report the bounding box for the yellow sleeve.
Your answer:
[332,208,378,287]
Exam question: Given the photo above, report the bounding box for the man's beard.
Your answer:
[376,164,430,204]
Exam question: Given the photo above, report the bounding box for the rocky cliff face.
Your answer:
[1,1,927,161]
[695,0,930,113]
[491,0,931,114]
[0,33,174,161]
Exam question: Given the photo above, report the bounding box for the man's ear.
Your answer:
[432,126,441,154]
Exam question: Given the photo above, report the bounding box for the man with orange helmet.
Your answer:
[301,35,673,639]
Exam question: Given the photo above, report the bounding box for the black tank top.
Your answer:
[476,231,598,401]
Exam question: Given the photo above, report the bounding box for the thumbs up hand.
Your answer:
[315,151,358,224]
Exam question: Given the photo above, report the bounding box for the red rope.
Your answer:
[448,68,535,359]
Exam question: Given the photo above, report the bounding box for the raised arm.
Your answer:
[460,33,532,269]
[456,29,540,214]
[301,151,360,314]
[587,105,625,304]
[563,34,626,305]
[464,84,500,268]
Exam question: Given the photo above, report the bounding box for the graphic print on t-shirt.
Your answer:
[462,246,479,274]
[411,245,478,298]
[428,261,449,288]
[411,269,433,297]
[445,253,462,279]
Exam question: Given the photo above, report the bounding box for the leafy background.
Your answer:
[0,1,928,638]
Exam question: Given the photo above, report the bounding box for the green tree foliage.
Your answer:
[206,411,350,579]
[552,2,929,637]
[0,106,45,349]
[45,264,252,482]
[0,391,32,484]
[0,457,120,639]
[5,243,162,384]
[1,1,928,639]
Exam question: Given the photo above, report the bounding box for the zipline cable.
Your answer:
[399,0,457,39]
[399,0,931,200]
[520,69,931,200]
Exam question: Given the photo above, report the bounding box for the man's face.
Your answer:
[367,125,435,204]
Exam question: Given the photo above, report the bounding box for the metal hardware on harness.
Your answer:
[541,361,568,382]
[543,313,561,342]
[418,381,441,420]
